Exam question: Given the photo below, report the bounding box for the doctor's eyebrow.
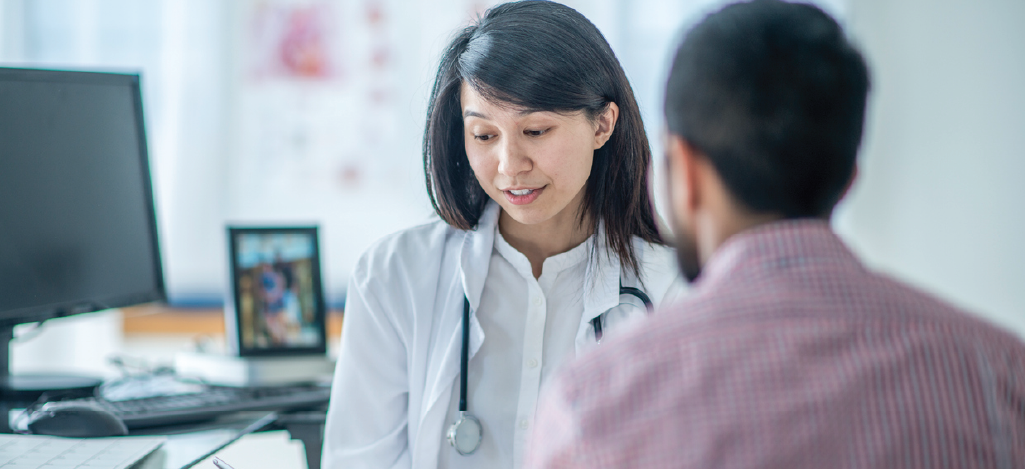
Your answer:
[462,108,543,120]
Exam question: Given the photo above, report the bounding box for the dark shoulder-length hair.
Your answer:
[423,0,662,276]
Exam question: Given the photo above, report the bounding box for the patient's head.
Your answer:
[664,0,870,280]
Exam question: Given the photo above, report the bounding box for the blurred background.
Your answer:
[0,0,1022,375]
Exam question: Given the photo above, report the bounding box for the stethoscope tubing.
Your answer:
[619,285,653,313]
[592,284,653,343]
[459,296,470,412]
[451,284,653,454]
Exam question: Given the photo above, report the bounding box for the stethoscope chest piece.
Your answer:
[447,411,483,455]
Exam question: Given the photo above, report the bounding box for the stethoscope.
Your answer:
[446,283,653,455]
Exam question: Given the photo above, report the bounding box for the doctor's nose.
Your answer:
[496,138,532,177]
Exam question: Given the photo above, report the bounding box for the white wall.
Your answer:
[11,310,123,378]
[149,0,232,303]
[0,0,24,60]
[835,0,1025,338]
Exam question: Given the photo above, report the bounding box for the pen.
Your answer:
[212,457,236,469]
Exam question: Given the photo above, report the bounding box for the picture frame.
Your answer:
[226,226,327,357]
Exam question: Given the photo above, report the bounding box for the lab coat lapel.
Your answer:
[414,202,499,467]
[576,223,621,353]
[459,203,498,315]
[453,201,498,389]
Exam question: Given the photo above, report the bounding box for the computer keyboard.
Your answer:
[0,434,165,469]
[70,383,331,430]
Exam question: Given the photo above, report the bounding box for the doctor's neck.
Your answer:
[498,206,593,280]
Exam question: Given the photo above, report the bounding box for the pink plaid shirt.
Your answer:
[526,220,1025,468]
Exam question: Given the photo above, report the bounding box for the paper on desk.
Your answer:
[197,431,305,469]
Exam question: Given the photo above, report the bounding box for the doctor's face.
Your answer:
[461,82,615,230]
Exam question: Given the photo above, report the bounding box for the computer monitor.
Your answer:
[0,67,165,399]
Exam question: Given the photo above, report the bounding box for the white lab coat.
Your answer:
[322,202,684,469]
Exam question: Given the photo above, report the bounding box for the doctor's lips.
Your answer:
[503,186,545,205]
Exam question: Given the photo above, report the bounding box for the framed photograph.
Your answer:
[226,226,327,356]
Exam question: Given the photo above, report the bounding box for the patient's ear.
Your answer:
[666,134,702,214]
[593,102,619,149]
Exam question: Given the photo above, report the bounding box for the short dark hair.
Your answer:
[665,0,870,218]
[424,0,662,275]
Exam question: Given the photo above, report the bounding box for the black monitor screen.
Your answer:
[0,68,164,327]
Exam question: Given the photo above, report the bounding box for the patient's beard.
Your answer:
[671,214,702,283]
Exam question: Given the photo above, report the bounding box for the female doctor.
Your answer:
[323,2,683,468]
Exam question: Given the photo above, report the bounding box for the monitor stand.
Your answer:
[0,326,102,403]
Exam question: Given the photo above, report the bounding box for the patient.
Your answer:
[527,1,1025,467]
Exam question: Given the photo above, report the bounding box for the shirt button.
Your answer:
[520,419,529,429]
[528,358,538,368]
[532,296,542,306]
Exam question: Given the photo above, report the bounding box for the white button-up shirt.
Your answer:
[438,227,594,469]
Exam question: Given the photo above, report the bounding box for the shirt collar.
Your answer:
[462,200,622,320]
[697,219,863,289]
[493,225,591,283]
